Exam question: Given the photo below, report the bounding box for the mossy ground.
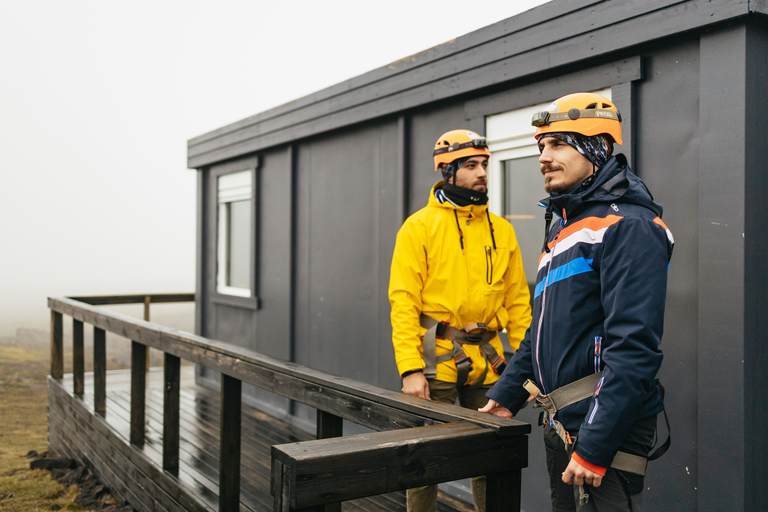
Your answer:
[0,333,126,511]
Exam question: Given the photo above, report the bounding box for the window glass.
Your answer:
[217,170,252,297]
[503,155,545,287]
[226,199,251,289]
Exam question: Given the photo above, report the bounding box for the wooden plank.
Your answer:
[48,378,207,512]
[130,341,146,445]
[219,374,242,512]
[52,377,216,511]
[163,353,181,474]
[55,371,467,512]
[73,319,84,396]
[273,422,527,509]
[50,311,63,379]
[47,296,529,437]
[93,327,106,415]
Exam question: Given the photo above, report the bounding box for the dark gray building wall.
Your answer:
[291,120,404,427]
[633,35,701,511]
[744,19,768,510]
[188,2,768,510]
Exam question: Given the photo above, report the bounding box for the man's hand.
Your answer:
[562,457,603,488]
[478,399,514,418]
[401,372,430,399]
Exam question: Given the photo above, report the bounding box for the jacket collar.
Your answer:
[539,154,663,219]
[428,181,489,213]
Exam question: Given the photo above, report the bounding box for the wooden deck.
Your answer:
[48,367,473,512]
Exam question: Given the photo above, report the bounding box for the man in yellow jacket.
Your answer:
[389,129,532,512]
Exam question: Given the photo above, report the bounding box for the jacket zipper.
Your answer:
[535,209,565,393]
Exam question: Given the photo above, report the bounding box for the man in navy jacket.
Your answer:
[480,92,674,511]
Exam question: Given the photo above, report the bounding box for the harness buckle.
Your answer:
[434,321,451,339]
[487,351,506,374]
[453,350,470,367]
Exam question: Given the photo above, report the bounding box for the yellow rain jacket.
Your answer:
[389,182,532,386]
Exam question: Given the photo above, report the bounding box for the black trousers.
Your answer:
[543,415,656,512]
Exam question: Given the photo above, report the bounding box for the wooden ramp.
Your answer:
[48,367,473,512]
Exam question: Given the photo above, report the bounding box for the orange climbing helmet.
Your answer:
[433,129,490,171]
[531,92,623,145]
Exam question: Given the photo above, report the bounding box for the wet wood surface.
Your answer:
[53,368,472,512]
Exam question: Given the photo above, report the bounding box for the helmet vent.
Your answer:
[586,102,598,109]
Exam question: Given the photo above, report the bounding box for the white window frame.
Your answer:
[216,170,253,298]
[486,88,612,216]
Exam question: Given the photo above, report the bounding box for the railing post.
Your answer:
[73,319,85,397]
[130,341,147,445]
[93,327,107,416]
[486,469,522,512]
[316,410,343,440]
[220,374,241,511]
[315,411,343,512]
[50,311,63,379]
[163,353,181,475]
[144,295,152,371]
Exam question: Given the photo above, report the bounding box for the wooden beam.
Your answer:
[73,319,84,397]
[93,327,106,415]
[272,422,527,510]
[130,341,146,445]
[219,374,242,512]
[68,293,195,306]
[163,353,181,475]
[316,410,343,440]
[486,469,522,512]
[47,296,529,437]
[50,311,63,379]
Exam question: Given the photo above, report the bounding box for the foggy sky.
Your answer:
[0,0,549,336]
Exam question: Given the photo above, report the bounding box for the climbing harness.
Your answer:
[419,315,506,390]
[523,375,671,505]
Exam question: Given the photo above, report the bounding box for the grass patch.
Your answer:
[0,341,82,511]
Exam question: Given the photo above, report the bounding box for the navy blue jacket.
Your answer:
[487,154,674,468]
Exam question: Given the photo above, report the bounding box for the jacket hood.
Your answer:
[541,154,663,218]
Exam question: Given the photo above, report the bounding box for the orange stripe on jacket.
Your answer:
[538,215,624,265]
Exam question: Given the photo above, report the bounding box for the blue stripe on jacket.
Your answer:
[534,257,594,299]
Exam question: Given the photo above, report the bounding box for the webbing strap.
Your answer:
[419,315,501,386]
[610,451,648,476]
[545,372,603,413]
[421,316,440,379]
[527,375,670,476]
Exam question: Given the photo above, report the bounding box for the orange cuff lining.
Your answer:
[572,452,607,476]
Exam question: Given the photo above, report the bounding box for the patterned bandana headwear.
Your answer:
[540,132,613,170]
[440,156,470,183]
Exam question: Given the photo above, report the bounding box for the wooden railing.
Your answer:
[48,295,530,512]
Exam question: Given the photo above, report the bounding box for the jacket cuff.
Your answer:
[401,369,423,378]
[396,357,425,377]
[572,453,607,476]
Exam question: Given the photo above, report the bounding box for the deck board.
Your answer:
[52,368,472,512]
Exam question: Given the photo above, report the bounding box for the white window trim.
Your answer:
[216,170,253,298]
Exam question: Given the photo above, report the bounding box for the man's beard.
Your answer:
[542,165,566,194]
